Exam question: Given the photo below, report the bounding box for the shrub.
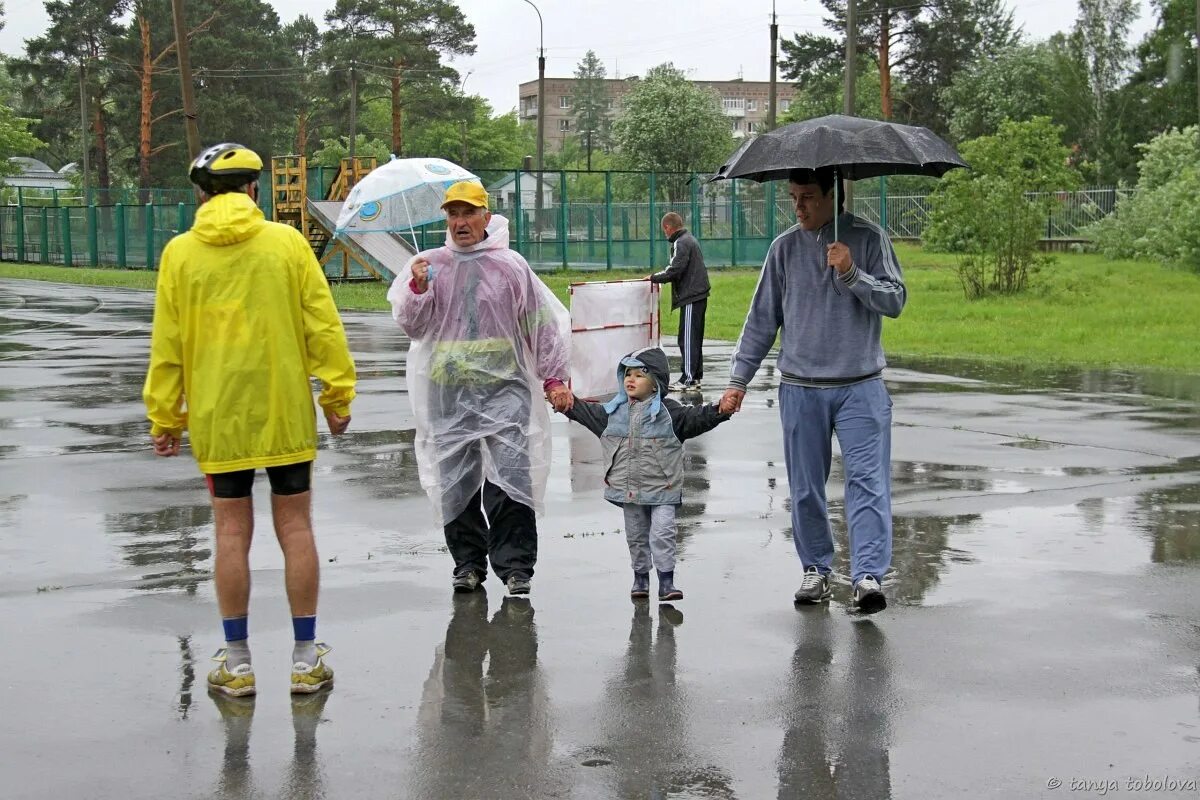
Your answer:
[924,118,1080,298]
[1091,127,1200,271]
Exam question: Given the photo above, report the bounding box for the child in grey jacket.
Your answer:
[558,346,730,601]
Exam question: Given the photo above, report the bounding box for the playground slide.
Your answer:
[307,199,416,283]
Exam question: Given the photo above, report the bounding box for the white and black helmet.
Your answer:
[188,143,263,193]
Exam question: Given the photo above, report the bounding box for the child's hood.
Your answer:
[602,346,671,416]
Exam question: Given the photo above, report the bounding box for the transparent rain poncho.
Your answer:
[387,214,570,524]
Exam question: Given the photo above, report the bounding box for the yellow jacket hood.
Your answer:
[191,192,268,246]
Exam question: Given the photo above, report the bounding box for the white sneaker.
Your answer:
[852,575,887,614]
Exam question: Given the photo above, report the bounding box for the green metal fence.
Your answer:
[0,170,1127,274]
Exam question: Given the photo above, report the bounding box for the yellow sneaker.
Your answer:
[290,642,334,694]
[207,648,257,697]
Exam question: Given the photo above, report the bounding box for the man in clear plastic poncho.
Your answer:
[388,181,572,596]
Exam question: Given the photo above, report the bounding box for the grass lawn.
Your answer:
[3,243,1198,373]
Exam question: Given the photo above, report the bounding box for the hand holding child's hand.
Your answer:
[718,388,745,415]
[546,385,574,413]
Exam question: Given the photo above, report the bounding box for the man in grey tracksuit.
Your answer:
[719,167,905,615]
[650,212,710,390]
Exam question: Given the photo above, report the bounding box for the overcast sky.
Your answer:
[2,0,1158,114]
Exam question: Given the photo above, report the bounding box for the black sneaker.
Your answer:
[452,569,483,593]
[630,571,650,599]
[506,573,531,595]
[852,575,887,614]
[794,566,832,604]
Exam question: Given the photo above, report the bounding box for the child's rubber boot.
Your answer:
[657,569,683,601]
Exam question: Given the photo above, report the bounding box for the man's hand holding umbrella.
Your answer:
[827,241,853,276]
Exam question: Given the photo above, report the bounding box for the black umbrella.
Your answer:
[710,114,968,238]
[712,114,967,182]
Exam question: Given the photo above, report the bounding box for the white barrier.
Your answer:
[568,278,661,400]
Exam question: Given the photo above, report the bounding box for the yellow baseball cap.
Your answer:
[440,181,489,209]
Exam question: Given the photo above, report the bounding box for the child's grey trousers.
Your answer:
[622,503,677,573]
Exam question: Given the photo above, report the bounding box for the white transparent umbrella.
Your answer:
[334,157,481,249]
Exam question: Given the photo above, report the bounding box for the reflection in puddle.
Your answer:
[327,427,424,500]
[1138,482,1200,564]
[585,602,736,799]
[891,354,1200,403]
[106,505,212,593]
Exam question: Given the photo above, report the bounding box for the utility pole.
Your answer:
[78,62,90,203]
[170,0,202,161]
[348,62,358,183]
[521,0,545,242]
[843,0,857,210]
[768,0,778,130]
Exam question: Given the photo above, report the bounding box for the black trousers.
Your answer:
[676,298,707,383]
[443,480,537,582]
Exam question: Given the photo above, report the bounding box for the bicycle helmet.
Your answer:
[188,143,263,193]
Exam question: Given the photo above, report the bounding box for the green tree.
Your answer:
[1119,0,1198,170]
[571,50,610,170]
[1071,0,1139,181]
[943,44,1055,141]
[106,0,298,191]
[899,0,1018,132]
[405,96,534,169]
[781,54,885,122]
[780,0,1016,128]
[610,63,733,201]
[0,104,47,180]
[323,0,475,157]
[281,15,324,157]
[311,133,391,167]
[924,118,1081,296]
[17,0,126,190]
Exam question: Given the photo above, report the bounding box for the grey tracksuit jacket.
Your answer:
[729,213,906,387]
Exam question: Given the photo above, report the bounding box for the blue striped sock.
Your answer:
[292,615,316,642]
[222,615,248,643]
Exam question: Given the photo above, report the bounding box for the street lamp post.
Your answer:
[459,70,474,166]
[521,0,545,245]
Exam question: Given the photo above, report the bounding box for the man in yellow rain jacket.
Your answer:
[143,143,356,698]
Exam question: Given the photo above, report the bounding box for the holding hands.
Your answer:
[718,388,745,415]
[546,384,574,413]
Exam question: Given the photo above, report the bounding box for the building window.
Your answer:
[780,99,791,112]
[559,95,572,109]
[732,119,742,131]
[747,121,756,133]
[746,99,757,111]
[559,119,571,132]
[722,97,745,112]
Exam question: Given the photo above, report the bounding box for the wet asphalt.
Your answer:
[1,279,1198,800]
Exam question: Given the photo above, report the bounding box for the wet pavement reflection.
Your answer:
[1,279,1199,799]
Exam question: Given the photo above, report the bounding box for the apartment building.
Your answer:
[517,77,796,152]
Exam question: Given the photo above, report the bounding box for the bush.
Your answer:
[924,118,1080,298]
[1091,127,1200,271]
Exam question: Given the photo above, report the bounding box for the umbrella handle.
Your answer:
[834,168,840,241]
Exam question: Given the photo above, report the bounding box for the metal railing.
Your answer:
[0,171,1133,273]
